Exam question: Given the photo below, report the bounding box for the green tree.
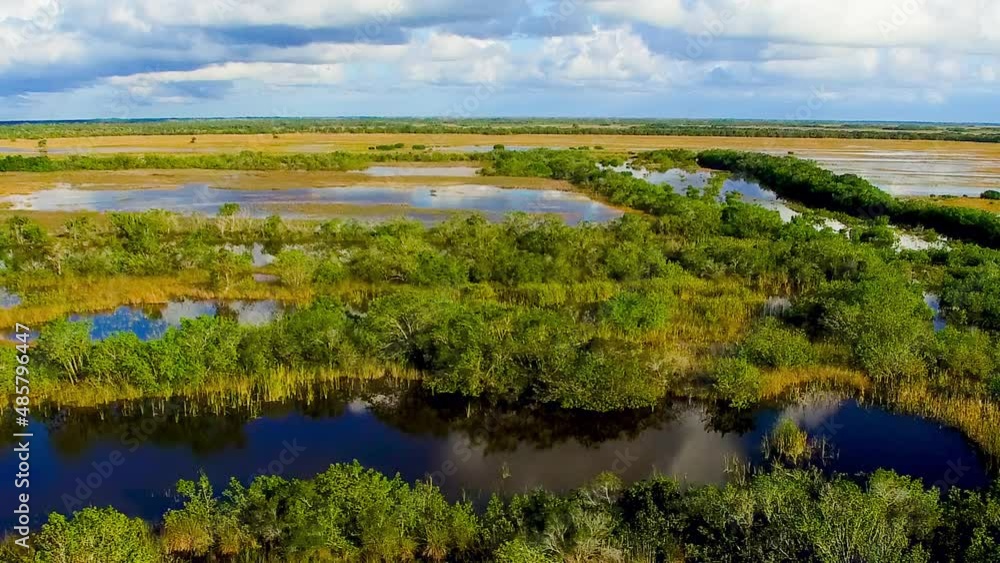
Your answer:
[34,507,159,563]
[711,357,762,409]
[36,319,92,384]
[207,248,253,290]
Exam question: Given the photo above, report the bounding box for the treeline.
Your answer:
[0,150,474,172]
[697,149,1000,248]
[3,117,999,142]
[3,462,999,562]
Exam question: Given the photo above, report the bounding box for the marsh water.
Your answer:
[0,387,989,530]
[10,300,284,342]
[612,165,801,221]
[760,148,1000,197]
[3,184,623,224]
[360,166,481,177]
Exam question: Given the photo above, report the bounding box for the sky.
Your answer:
[1,0,997,122]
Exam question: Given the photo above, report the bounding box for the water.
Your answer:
[898,233,948,251]
[924,293,947,332]
[223,242,276,267]
[611,165,801,221]
[762,148,1000,197]
[3,184,623,225]
[0,287,21,309]
[361,166,481,177]
[12,300,284,342]
[0,389,988,530]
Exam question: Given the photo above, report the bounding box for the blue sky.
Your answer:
[1,0,997,122]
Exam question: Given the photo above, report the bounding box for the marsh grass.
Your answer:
[760,366,870,400]
[890,384,1000,460]
[12,363,422,410]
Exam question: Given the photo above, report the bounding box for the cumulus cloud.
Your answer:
[587,0,997,52]
[0,0,997,120]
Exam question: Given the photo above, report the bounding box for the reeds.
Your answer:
[890,384,1000,460]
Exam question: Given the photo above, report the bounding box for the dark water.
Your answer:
[0,388,989,531]
[3,184,623,225]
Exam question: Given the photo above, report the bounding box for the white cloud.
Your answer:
[588,0,998,53]
[539,26,678,86]
[108,61,346,87]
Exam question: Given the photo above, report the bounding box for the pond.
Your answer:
[611,165,801,222]
[0,388,989,530]
[12,300,284,342]
[3,184,623,225]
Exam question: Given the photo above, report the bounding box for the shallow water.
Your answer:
[9,300,284,343]
[4,184,623,225]
[924,293,947,332]
[0,287,21,309]
[613,165,801,221]
[224,242,276,267]
[898,233,948,251]
[361,166,481,177]
[0,389,988,530]
[763,148,1000,197]
[80,300,283,340]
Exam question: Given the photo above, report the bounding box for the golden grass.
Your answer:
[912,196,1000,213]
[3,132,999,159]
[11,362,423,409]
[760,366,870,400]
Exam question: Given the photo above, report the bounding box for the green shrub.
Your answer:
[740,318,816,368]
[989,375,1000,400]
[711,357,762,409]
[494,538,552,562]
[982,190,1000,200]
[598,291,671,334]
[34,508,159,563]
[766,418,810,464]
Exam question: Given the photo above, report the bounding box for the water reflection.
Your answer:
[4,184,623,225]
[764,149,1000,197]
[60,300,284,341]
[361,166,481,177]
[609,164,801,222]
[1,386,988,529]
[924,293,947,332]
